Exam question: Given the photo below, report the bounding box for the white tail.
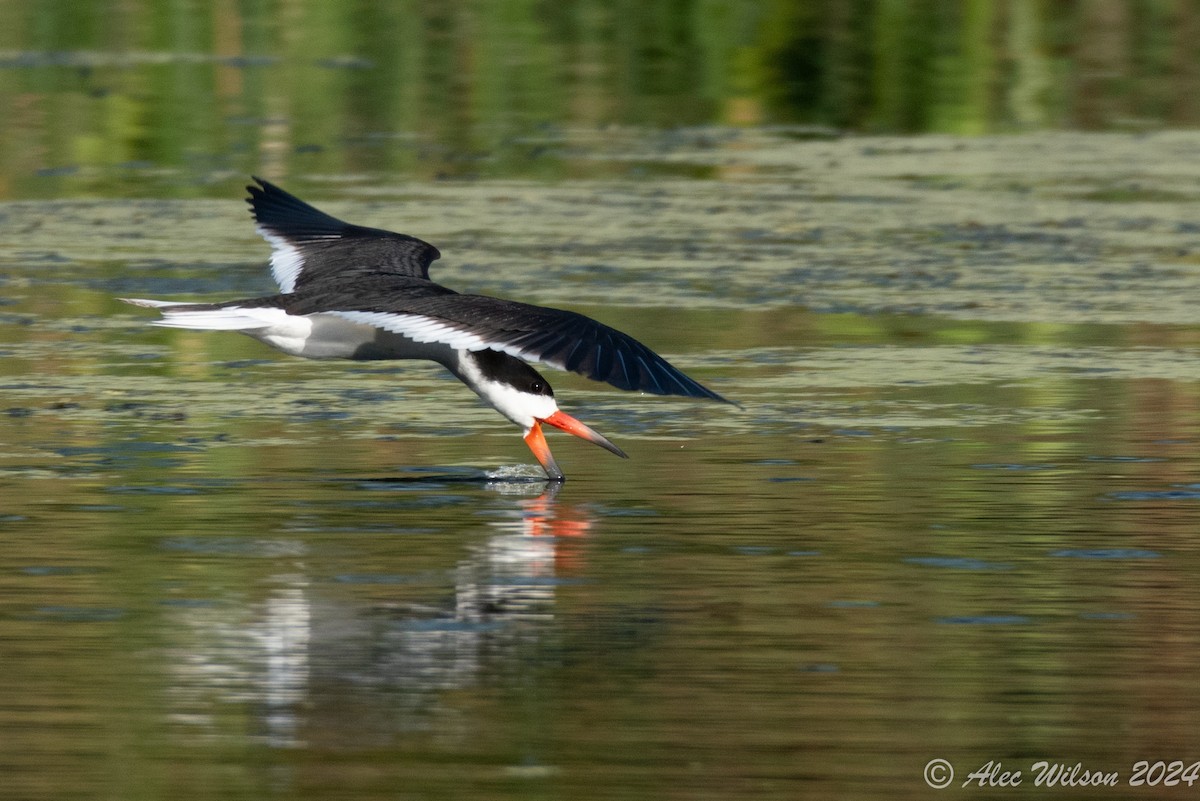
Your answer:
[120,298,284,331]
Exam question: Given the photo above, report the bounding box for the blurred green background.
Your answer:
[2,0,1195,196]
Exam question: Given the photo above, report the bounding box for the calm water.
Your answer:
[3,0,1197,197]
[5,6,1200,796]
[3,130,1200,799]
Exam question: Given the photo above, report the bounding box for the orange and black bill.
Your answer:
[524,410,628,480]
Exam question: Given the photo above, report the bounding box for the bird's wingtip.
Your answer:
[246,175,267,200]
[687,381,740,409]
[245,176,283,206]
[707,385,742,409]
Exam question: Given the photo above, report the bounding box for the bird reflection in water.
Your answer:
[160,483,592,747]
[457,481,592,620]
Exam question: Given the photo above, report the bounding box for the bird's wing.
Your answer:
[246,177,441,292]
[325,295,733,404]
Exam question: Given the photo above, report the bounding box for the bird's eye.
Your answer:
[531,381,544,393]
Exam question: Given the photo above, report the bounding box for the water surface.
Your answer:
[3,132,1200,799]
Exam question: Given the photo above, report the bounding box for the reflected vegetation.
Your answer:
[3,0,1199,195]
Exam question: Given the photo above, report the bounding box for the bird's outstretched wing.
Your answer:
[247,177,441,292]
[244,179,731,404]
[322,293,733,404]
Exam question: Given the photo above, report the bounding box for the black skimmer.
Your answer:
[122,178,731,480]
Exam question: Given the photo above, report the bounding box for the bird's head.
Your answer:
[462,350,627,479]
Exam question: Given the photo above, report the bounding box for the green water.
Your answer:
[2,0,1194,197]
[4,4,1200,797]
[4,131,1200,799]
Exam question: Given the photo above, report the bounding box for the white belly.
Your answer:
[250,313,454,362]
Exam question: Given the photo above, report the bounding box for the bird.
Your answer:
[121,177,732,480]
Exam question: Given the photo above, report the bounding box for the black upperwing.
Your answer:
[320,291,735,405]
[246,177,441,292]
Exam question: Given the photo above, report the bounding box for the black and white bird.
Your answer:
[122,177,731,480]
